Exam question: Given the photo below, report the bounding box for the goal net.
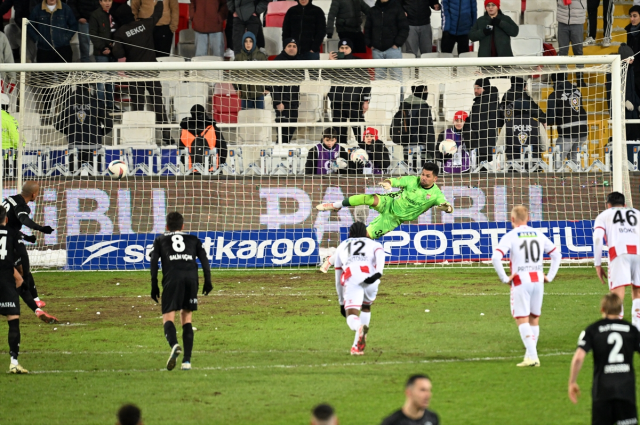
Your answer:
[0,54,627,270]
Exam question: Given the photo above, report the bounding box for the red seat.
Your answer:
[265,1,297,27]
[213,94,241,123]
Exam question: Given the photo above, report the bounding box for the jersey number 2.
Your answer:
[607,332,625,363]
[519,240,540,263]
[171,235,185,253]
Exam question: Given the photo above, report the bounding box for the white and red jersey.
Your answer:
[492,225,561,285]
[334,237,385,298]
[593,207,640,265]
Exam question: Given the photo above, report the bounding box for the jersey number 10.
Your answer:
[519,239,541,263]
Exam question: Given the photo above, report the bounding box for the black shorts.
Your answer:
[592,399,637,425]
[0,277,20,316]
[161,277,198,314]
[13,242,28,268]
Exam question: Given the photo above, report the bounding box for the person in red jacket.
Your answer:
[190,0,228,57]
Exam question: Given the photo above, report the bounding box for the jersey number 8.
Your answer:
[171,235,185,253]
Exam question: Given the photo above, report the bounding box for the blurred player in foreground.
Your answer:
[569,293,640,425]
[333,222,385,355]
[311,404,338,425]
[491,205,561,367]
[150,212,213,370]
[380,374,439,425]
[592,192,640,330]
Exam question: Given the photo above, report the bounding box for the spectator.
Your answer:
[441,0,476,54]
[463,77,499,164]
[436,110,470,173]
[498,77,546,129]
[326,0,369,53]
[282,0,326,60]
[179,104,228,168]
[546,72,588,169]
[311,403,338,425]
[0,31,15,81]
[305,127,352,175]
[469,0,518,58]
[327,38,371,144]
[227,0,268,54]
[190,0,228,57]
[608,45,640,142]
[1,94,18,176]
[364,0,409,80]
[0,0,38,30]
[357,127,390,174]
[626,5,640,98]
[586,0,613,47]
[224,10,235,58]
[391,85,436,163]
[68,0,99,63]
[89,0,117,109]
[131,0,179,57]
[400,0,439,58]
[270,38,300,143]
[117,404,143,425]
[112,3,173,145]
[557,0,586,86]
[380,375,439,425]
[234,31,268,109]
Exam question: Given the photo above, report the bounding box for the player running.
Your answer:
[0,206,29,373]
[491,205,562,367]
[149,212,213,371]
[569,293,640,425]
[592,192,640,330]
[1,181,58,324]
[333,222,385,355]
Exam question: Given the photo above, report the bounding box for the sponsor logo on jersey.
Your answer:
[604,364,631,374]
[598,323,630,333]
[426,194,431,200]
[169,254,194,261]
[517,231,537,238]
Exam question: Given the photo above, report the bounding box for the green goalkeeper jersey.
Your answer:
[388,176,447,221]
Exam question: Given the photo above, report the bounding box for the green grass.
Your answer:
[0,267,631,424]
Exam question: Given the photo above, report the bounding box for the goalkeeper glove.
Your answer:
[379,180,392,191]
[364,272,381,284]
[340,305,346,317]
[23,234,36,243]
[40,226,55,234]
[203,281,213,296]
[436,202,454,213]
[151,284,160,303]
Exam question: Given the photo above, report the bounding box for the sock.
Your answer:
[360,311,371,327]
[19,285,38,313]
[26,273,38,300]
[347,315,361,348]
[10,357,18,365]
[182,323,194,363]
[620,304,625,320]
[341,195,376,208]
[633,299,640,331]
[34,297,40,302]
[519,323,537,360]
[163,321,178,348]
[8,319,20,361]
[531,326,539,348]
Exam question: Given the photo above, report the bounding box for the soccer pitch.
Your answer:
[0,267,631,424]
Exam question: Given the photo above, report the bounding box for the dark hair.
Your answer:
[0,205,6,224]
[322,128,338,140]
[349,222,368,238]
[607,191,625,207]
[630,5,640,15]
[422,162,439,176]
[117,404,141,425]
[312,404,335,420]
[406,374,431,388]
[166,212,184,231]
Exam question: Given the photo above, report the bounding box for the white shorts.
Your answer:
[510,281,543,319]
[608,254,640,290]
[343,281,379,310]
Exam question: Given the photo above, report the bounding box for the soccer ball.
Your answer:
[350,148,369,163]
[107,160,128,179]
[439,139,458,155]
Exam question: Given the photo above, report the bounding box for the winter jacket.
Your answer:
[436,127,471,173]
[462,79,499,163]
[326,55,371,105]
[442,0,476,35]
[304,142,353,175]
[364,0,409,51]
[0,32,15,81]
[28,0,78,50]
[282,0,327,53]
[546,78,588,139]
[556,0,586,25]
[270,50,301,110]
[326,0,369,35]
[1,110,19,150]
[498,77,546,128]
[469,10,518,57]
[227,0,269,23]
[54,89,113,148]
[68,0,100,20]
[233,32,268,100]
[357,139,390,174]
[89,7,116,56]
[179,104,228,165]
[399,0,439,27]
[391,97,436,157]
[132,0,179,31]
[626,24,640,74]
[112,2,163,62]
[190,0,228,33]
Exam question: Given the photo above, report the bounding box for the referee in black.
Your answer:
[150,212,212,371]
[0,205,29,373]
[569,293,640,424]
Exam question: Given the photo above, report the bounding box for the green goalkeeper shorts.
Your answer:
[366,195,403,239]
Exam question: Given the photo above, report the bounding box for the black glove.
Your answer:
[23,234,36,243]
[151,284,160,303]
[483,26,493,36]
[327,32,333,39]
[203,281,213,296]
[340,305,346,317]
[364,272,381,284]
[40,226,54,235]
[490,17,501,26]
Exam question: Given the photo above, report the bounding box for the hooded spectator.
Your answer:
[282,0,326,59]
[469,0,518,57]
[498,76,546,129]
[463,77,499,164]
[441,0,476,54]
[228,0,269,53]
[357,127,391,174]
[271,38,302,143]
[399,0,440,57]
[234,31,268,109]
[326,0,370,53]
[180,104,228,169]
[437,110,471,173]
[391,84,436,161]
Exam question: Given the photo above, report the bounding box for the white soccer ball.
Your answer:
[335,157,348,169]
[350,148,369,163]
[107,160,128,179]
[439,139,458,155]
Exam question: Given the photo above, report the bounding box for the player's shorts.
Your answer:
[608,254,640,290]
[161,276,198,314]
[343,280,379,310]
[510,281,543,318]
[0,277,20,316]
[367,195,402,240]
[592,399,637,425]
[13,242,28,268]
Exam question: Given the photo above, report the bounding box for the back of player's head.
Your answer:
[607,191,625,207]
[406,374,431,388]
[21,180,40,197]
[322,128,337,141]
[601,293,623,316]
[166,212,184,231]
[422,162,439,176]
[349,222,368,238]
[117,404,141,425]
[511,205,528,223]
[311,403,336,425]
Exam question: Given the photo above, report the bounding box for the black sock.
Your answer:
[163,321,178,348]
[26,273,38,300]
[8,319,20,360]
[182,323,194,363]
[19,285,37,313]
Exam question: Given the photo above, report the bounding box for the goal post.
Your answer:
[0,54,627,270]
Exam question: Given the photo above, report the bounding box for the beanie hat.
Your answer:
[364,127,379,140]
[484,0,500,8]
[339,38,354,50]
[453,111,469,121]
[283,37,298,47]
